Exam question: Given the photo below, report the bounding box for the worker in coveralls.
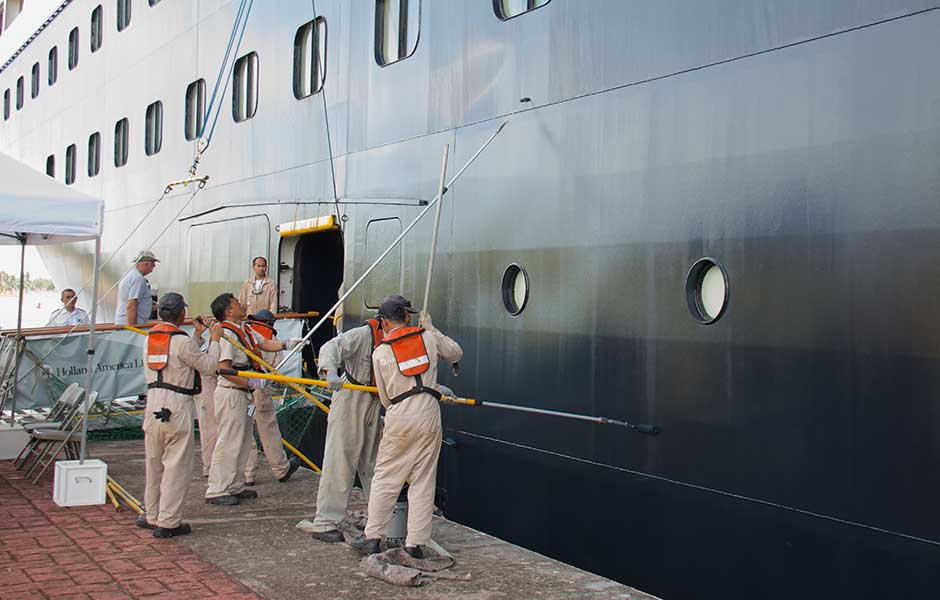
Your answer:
[237,256,278,315]
[194,327,219,478]
[309,300,388,543]
[138,292,221,537]
[242,310,300,485]
[205,293,306,506]
[351,295,462,558]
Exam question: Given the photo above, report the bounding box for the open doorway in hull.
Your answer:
[290,227,344,355]
[277,222,344,468]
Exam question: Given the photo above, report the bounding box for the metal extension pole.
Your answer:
[79,237,101,463]
[422,144,450,313]
[222,369,660,435]
[276,121,508,370]
[8,236,26,425]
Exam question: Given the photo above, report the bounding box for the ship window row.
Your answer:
[7,1,547,129]
[0,0,165,119]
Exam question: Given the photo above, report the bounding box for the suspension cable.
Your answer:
[310,0,343,231]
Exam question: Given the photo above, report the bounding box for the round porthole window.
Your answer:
[501,263,529,315]
[685,258,728,324]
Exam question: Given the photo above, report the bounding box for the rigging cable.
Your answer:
[12,0,259,388]
[310,0,343,231]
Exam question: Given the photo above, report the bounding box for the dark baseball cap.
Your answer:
[377,294,418,319]
[249,309,277,324]
[157,292,187,312]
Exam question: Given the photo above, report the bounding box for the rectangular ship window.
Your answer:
[495,0,551,20]
[31,63,39,99]
[184,79,205,141]
[65,144,77,185]
[91,5,103,52]
[48,47,58,85]
[145,100,163,156]
[117,0,131,32]
[46,155,55,177]
[232,52,258,123]
[3,89,9,120]
[88,132,101,177]
[114,117,129,167]
[16,77,23,109]
[293,17,327,99]
[375,0,420,66]
[68,27,79,70]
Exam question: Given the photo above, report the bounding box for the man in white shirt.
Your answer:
[46,288,89,327]
[116,251,158,325]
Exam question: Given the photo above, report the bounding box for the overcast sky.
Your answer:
[0,246,51,278]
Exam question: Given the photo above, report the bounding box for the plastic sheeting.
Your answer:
[0,150,103,245]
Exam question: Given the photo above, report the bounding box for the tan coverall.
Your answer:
[194,375,218,477]
[244,346,291,482]
[143,333,220,528]
[205,323,255,499]
[364,325,462,546]
[311,325,384,533]
[237,278,278,316]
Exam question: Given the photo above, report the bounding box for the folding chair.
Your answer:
[14,384,84,470]
[25,391,98,484]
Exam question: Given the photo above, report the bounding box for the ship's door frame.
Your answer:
[276,216,344,361]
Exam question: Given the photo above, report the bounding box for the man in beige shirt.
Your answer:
[205,293,303,506]
[139,293,221,538]
[237,257,278,316]
[351,295,462,558]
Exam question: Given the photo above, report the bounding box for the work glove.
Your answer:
[438,385,455,399]
[247,378,268,390]
[419,311,435,331]
[287,337,309,350]
[326,371,344,391]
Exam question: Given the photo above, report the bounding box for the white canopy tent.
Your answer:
[0,150,104,462]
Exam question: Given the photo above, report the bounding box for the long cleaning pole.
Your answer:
[276,121,507,370]
[8,237,26,425]
[222,368,660,435]
[421,144,449,312]
[79,237,101,463]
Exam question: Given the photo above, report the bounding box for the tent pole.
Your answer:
[7,236,26,425]
[79,237,101,464]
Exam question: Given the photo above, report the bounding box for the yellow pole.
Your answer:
[223,369,481,406]
[221,333,332,414]
[107,475,142,509]
[122,325,149,336]
[281,438,321,473]
[105,483,120,509]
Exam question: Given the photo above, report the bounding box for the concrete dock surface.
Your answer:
[91,439,658,600]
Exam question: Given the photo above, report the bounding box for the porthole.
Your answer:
[501,263,529,316]
[685,258,728,324]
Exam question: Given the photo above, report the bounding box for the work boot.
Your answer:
[205,495,240,506]
[135,515,155,530]
[233,489,258,499]
[278,458,302,483]
[350,535,381,555]
[311,529,345,543]
[403,545,423,559]
[153,523,192,538]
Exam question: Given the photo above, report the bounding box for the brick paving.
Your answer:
[0,460,261,600]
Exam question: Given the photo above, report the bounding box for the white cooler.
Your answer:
[53,459,107,507]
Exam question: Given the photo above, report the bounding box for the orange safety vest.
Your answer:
[244,319,276,341]
[380,327,442,404]
[220,321,261,370]
[343,319,384,389]
[147,323,202,396]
